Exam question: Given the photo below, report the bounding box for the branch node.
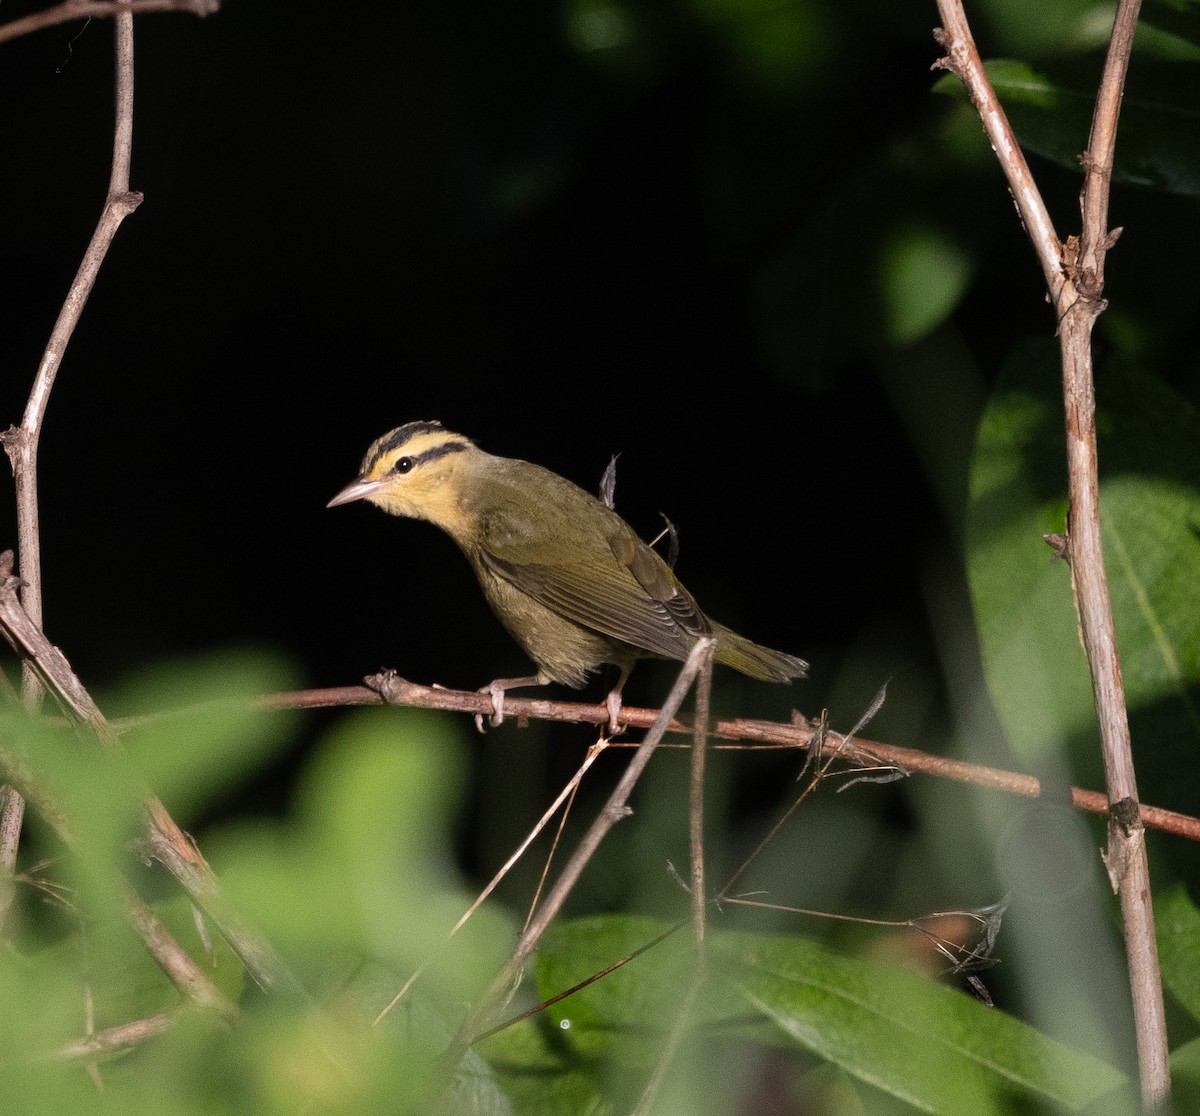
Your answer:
[930,28,953,72]
[1111,796,1142,836]
[111,190,145,215]
[365,670,410,704]
[1042,533,1070,562]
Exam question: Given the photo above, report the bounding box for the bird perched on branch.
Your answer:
[329,421,806,731]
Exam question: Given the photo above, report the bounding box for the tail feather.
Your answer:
[711,623,808,682]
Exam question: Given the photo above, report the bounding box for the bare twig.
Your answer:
[689,657,712,944]
[446,638,716,1064]
[0,786,23,920]
[632,651,715,1116]
[933,0,1167,1104]
[1076,3,1138,298]
[720,896,1006,980]
[4,14,141,655]
[37,1011,176,1063]
[371,737,615,1026]
[1065,3,1167,1103]
[0,0,216,44]
[252,678,1200,842]
[931,6,1062,298]
[464,740,610,940]
[123,887,237,1018]
[1,7,141,929]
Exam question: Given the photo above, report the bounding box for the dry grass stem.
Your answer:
[446,638,716,1064]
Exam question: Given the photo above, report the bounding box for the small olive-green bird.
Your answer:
[328,421,806,729]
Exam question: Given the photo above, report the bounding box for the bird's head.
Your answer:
[327,421,477,529]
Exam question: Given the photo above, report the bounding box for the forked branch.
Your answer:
[933,0,1166,1104]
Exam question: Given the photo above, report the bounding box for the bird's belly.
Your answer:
[475,570,633,688]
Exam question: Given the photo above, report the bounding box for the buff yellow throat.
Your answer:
[328,421,807,730]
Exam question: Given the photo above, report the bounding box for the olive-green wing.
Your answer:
[476,510,709,661]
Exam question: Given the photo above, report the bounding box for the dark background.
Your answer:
[0,6,947,695]
[1,1,1194,842]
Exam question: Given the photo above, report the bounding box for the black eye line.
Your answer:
[383,440,470,476]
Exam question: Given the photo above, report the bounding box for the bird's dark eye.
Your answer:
[393,456,414,475]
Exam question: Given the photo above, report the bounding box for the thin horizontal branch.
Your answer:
[252,675,1200,843]
[0,0,217,45]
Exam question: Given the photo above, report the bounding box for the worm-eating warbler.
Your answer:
[328,421,807,729]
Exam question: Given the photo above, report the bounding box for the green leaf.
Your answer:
[970,0,1103,56]
[530,916,1125,1112]
[0,709,143,917]
[735,933,1125,1114]
[754,117,991,382]
[934,58,1200,196]
[1156,883,1200,1022]
[534,916,729,1061]
[478,1020,612,1116]
[879,224,973,346]
[686,0,835,90]
[1171,1034,1200,1116]
[966,346,1200,799]
[1142,0,1200,49]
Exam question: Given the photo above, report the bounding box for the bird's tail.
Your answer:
[711,623,808,682]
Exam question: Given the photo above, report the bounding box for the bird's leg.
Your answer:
[603,666,632,737]
[476,674,544,732]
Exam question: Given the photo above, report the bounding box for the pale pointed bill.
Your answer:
[327,475,389,508]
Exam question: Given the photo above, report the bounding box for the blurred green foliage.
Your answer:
[0,648,1151,1112]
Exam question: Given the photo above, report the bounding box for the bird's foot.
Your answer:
[475,674,544,733]
[601,667,632,738]
[604,688,626,738]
